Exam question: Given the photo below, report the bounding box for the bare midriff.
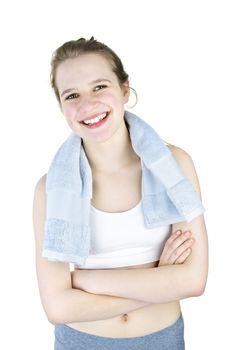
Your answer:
[65,149,181,338]
[65,261,181,338]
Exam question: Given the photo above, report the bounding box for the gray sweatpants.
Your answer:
[54,313,185,349]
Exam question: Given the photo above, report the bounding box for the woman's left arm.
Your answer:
[72,146,209,304]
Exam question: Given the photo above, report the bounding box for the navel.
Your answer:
[122,313,128,322]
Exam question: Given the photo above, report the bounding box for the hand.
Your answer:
[71,269,95,293]
[158,229,195,267]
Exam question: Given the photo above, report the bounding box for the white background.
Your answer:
[0,0,232,348]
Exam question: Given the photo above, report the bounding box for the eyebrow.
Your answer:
[60,79,112,97]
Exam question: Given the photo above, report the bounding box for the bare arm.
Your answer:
[53,289,151,325]
[71,147,208,304]
[71,260,196,304]
[71,228,196,303]
[33,174,151,325]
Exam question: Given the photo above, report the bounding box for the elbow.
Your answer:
[43,296,67,326]
[47,313,58,326]
[48,317,64,326]
[184,263,208,298]
[189,276,208,297]
[192,283,206,297]
[44,306,62,326]
[47,308,66,326]
[47,302,73,325]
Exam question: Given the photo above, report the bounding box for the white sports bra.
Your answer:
[74,200,172,269]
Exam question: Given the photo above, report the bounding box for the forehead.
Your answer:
[56,53,116,91]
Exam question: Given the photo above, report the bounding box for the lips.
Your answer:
[79,111,109,123]
[81,111,110,129]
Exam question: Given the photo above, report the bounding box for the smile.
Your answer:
[82,112,108,125]
[81,112,110,129]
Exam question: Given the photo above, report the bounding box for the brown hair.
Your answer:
[49,37,172,146]
[50,36,137,107]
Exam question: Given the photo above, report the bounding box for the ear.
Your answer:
[121,81,130,103]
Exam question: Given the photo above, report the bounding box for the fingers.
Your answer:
[168,235,195,264]
[167,230,192,251]
[159,229,195,266]
[175,247,192,264]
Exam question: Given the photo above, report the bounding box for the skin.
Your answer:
[55,53,195,287]
[48,52,208,331]
[71,229,195,293]
[56,53,136,173]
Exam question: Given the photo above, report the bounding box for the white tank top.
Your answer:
[75,200,172,269]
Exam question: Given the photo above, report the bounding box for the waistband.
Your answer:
[54,313,185,350]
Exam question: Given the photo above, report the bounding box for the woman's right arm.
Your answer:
[33,174,150,325]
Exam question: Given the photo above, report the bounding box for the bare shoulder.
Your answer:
[32,175,47,263]
[167,144,202,199]
[167,144,192,164]
[32,173,47,235]
[34,173,47,194]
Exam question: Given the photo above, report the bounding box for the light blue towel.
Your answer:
[42,110,205,265]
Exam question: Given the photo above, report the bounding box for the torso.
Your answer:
[66,151,181,338]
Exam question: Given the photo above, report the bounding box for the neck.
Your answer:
[82,119,138,174]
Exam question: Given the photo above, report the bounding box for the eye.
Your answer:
[65,93,79,100]
[94,84,107,91]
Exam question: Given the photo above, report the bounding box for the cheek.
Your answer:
[63,105,77,122]
[103,93,122,107]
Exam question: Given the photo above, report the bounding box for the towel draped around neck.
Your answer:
[42,110,205,265]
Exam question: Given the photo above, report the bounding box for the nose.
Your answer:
[78,93,98,117]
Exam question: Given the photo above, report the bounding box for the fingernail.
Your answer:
[176,230,182,235]
[185,231,191,236]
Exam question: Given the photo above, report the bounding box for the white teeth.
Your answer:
[83,112,108,125]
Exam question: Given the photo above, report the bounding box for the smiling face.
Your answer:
[56,53,130,143]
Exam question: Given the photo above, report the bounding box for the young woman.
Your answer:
[33,37,208,350]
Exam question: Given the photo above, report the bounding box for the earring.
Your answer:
[126,87,138,109]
